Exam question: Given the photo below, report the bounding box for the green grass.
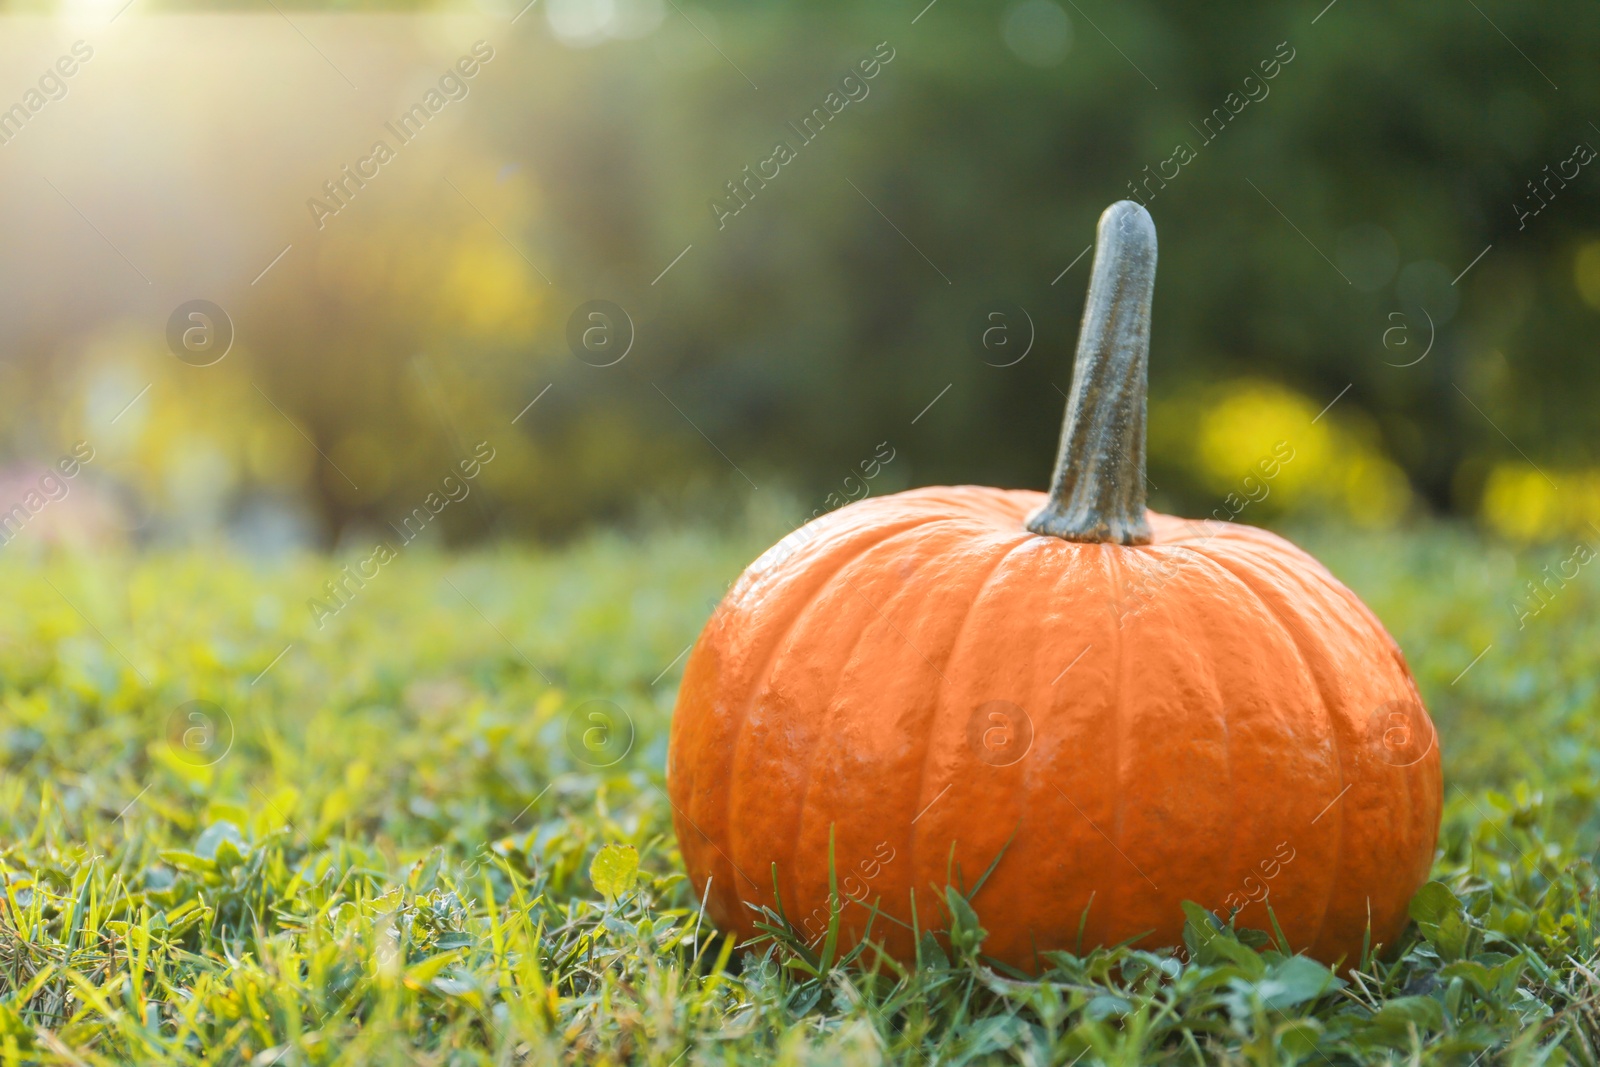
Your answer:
[0,519,1596,1064]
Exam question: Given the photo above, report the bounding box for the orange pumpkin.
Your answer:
[667,201,1441,972]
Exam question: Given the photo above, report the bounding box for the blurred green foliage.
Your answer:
[0,520,1596,1060]
[1,0,1598,545]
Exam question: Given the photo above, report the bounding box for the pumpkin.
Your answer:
[667,200,1441,971]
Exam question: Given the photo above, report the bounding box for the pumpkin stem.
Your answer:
[1026,200,1156,546]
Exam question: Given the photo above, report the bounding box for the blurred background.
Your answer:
[0,0,1596,554]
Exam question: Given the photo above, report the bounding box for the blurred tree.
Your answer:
[0,0,1596,543]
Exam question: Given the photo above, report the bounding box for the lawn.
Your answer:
[0,519,1595,1064]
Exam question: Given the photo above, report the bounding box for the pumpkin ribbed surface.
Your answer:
[667,485,1440,970]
